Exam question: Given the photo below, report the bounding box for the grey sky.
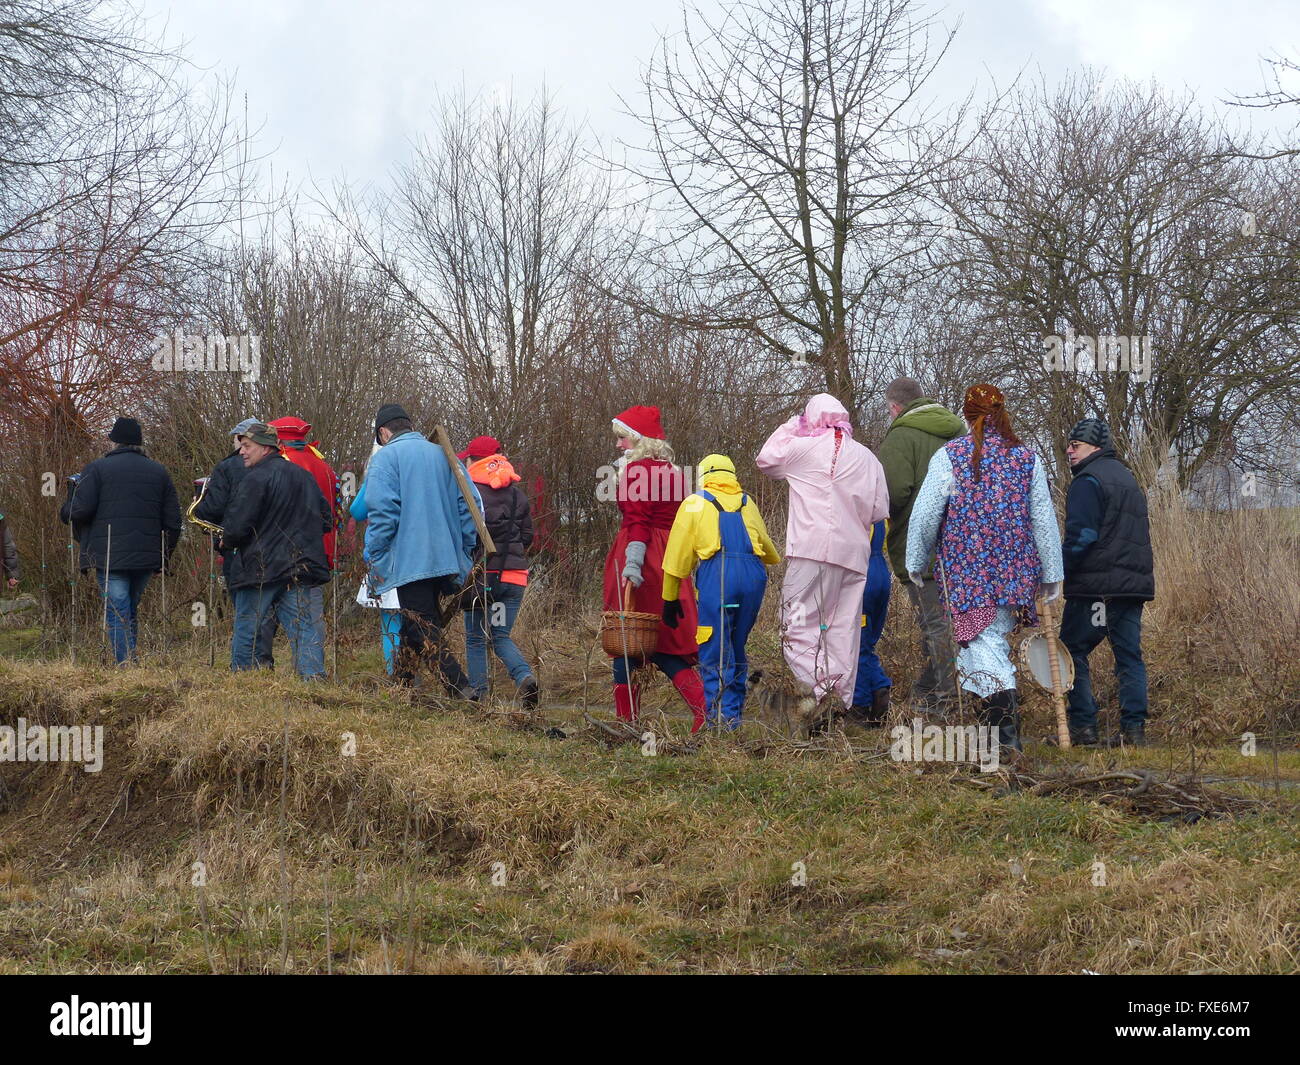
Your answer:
[141,0,1300,196]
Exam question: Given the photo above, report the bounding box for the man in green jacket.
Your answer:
[877,378,965,714]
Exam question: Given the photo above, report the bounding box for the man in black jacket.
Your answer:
[194,416,275,664]
[222,422,331,678]
[59,417,182,664]
[1059,418,1156,747]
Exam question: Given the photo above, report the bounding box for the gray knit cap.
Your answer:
[1068,418,1111,450]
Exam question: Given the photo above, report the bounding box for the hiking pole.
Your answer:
[713,539,727,734]
[103,524,111,649]
[161,530,168,659]
[67,494,76,665]
[208,537,216,668]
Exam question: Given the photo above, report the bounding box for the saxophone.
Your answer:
[186,477,224,536]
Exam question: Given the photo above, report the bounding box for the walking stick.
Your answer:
[103,524,111,645]
[431,425,496,555]
[67,511,76,665]
[161,530,168,658]
[935,554,964,718]
[208,537,216,668]
[1039,595,1072,749]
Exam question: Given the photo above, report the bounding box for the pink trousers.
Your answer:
[780,557,868,708]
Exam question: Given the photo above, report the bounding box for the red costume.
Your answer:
[603,405,707,729]
[602,458,699,659]
[268,417,342,569]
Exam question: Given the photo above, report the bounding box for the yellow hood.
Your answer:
[698,453,741,497]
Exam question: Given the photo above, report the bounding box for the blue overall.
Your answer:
[853,520,893,705]
[695,490,767,727]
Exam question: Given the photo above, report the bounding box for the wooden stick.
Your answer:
[431,425,496,556]
[1040,596,1071,749]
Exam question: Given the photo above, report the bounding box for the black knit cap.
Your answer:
[108,417,143,446]
[1068,417,1111,450]
[375,403,410,444]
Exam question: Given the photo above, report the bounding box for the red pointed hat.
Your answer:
[612,405,664,440]
[457,435,503,461]
[268,416,311,441]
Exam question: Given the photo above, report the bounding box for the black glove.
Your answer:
[662,599,684,629]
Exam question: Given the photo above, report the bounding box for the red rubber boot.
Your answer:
[613,683,640,724]
[672,670,708,733]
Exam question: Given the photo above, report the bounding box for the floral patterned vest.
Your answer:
[938,432,1042,617]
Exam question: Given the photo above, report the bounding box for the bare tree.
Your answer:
[622,0,974,407]
[334,89,611,448]
[0,0,248,440]
[935,73,1300,489]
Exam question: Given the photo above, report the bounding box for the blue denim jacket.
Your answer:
[362,431,482,595]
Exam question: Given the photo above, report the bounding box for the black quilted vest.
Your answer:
[1065,450,1155,601]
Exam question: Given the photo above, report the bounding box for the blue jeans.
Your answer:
[463,581,533,695]
[232,582,326,679]
[1060,598,1148,731]
[225,585,276,667]
[98,569,152,664]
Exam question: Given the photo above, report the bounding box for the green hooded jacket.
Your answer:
[877,398,966,579]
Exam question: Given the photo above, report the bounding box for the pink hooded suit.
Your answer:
[757,394,889,706]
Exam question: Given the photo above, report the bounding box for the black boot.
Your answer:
[1107,723,1147,748]
[848,688,890,728]
[1051,723,1098,747]
[985,689,1023,754]
[518,677,539,709]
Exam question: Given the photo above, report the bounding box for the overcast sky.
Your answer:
[139,0,1300,197]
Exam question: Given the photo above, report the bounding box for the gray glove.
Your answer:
[621,540,647,588]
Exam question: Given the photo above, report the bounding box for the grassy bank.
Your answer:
[0,659,1296,974]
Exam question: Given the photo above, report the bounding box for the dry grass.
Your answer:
[0,647,1296,974]
[0,498,1296,974]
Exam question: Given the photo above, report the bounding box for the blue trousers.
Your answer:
[852,550,892,705]
[463,581,533,694]
[97,569,152,664]
[696,551,766,727]
[232,582,326,679]
[1060,597,1148,730]
[380,608,401,674]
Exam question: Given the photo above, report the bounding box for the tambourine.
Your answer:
[1017,630,1074,692]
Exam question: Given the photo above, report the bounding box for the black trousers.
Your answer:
[395,577,470,694]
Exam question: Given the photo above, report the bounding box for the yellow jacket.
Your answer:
[662,456,781,601]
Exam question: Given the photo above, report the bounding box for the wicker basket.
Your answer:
[600,582,660,659]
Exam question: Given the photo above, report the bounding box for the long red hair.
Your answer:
[962,383,1021,481]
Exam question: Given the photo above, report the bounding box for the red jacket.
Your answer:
[269,418,341,568]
